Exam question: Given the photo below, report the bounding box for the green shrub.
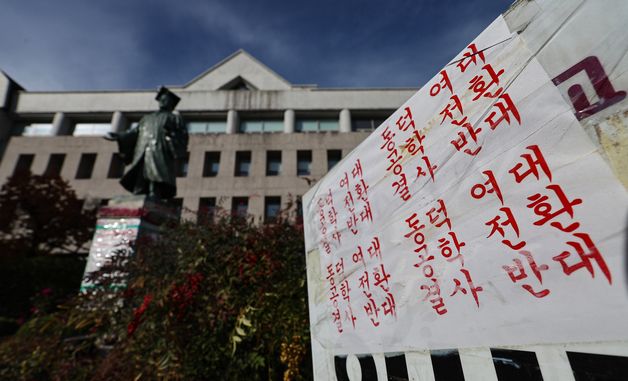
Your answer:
[0,255,86,319]
[0,215,311,381]
[0,317,19,337]
[0,173,95,320]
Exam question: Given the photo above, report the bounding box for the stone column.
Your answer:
[0,111,11,162]
[284,109,295,133]
[0,75,15,161]
[226,110,239,134]
[339,108,351,133]
[52,112,73,136]
[110,111,128,133]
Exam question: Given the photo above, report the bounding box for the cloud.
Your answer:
[0,1,149,90]
[316,10,492,88]
[167,1,299,67]
[0,0,511,90]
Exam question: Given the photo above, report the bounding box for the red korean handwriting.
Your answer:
[429,43,522,158]
[471,170,504,205]
[326,263,344,333]
[379,126,411,202]
[450,268,483,307]
[485,206,526,250]
[316,185,347,256]
[502,250,550,298]
[405,198,480,316]
[430,70,453,97]
[484,93,521,131]
[469,64,504,101]
[456,43,485,73]
[341,158,373,236]
[379,106,437,201]
[510,145,612,284]
[355,235,398,327]
[553,232,611,284]
[470,144,613,300]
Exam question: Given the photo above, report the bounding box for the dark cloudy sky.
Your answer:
[0,0,513,91]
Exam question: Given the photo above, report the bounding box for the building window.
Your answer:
[352,118,386,132]
[75,153,96,179]
[264,196,281,223]
[203,152,220,177]
[107,153,125,179]
[176,152,190,178]
[327,150,342,171]
[21,123,53,136]
[232,197,248,217]
[13,154,34,175]
[169,198,183,218]
[297,150,312,176]
[73,123,111,136]
[198,197,216,223]
[295,119,339,132]
[239,120,283,133]
[187,121,226,134]
[235,151,251,176]
[266,151,282,176]
[44,154,66,177]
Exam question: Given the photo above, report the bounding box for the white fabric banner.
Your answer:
[303,13,628,356]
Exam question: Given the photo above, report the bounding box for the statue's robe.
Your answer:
[116,111,188,199]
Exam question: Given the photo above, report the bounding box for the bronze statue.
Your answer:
[105,87,188,199]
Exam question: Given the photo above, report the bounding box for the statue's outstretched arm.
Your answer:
[103,132,119,141]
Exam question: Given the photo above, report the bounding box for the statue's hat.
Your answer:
[156,86,181,107]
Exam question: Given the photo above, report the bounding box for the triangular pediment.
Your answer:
[0,70,23,110]
[185,50,292,91]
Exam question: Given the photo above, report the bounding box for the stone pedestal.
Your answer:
[80,195,179,292]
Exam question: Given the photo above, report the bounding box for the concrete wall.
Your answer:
[14,88,415,114]
[0,72,20,162]
[0,53,412,221]
[0,131,371,220]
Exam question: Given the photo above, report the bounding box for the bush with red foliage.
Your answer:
[0,212,311,381]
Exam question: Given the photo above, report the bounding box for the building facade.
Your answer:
[0,50,415,221]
